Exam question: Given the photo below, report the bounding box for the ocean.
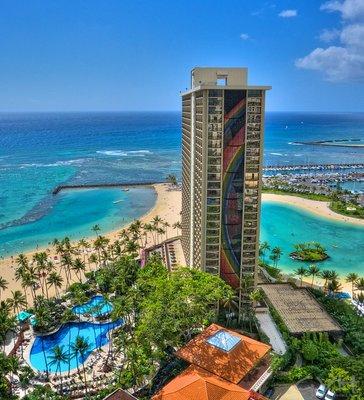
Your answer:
[0,111,363,259]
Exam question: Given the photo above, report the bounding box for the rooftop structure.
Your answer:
[176,324,271,385]
[103,389,138,400]
[152,365,253,400]
[260,283,343,335]
[181,67,271,311]
[141,237,185,271]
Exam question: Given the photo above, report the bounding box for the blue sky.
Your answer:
[0,0,363,112]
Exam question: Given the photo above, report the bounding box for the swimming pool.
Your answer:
[72,295,113,317]
[29,320,122,373]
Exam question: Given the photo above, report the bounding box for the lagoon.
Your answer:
[260,201,364,276]
[0,187,156,257]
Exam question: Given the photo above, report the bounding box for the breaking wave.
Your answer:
[97,150,153,157]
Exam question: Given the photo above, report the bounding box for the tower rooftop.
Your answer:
[181,66,271,95]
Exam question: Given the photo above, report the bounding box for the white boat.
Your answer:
[113,200,123,204]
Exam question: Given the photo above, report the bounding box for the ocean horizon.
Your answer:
[0,111,363,267]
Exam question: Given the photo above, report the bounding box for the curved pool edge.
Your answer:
[27,319,123,375]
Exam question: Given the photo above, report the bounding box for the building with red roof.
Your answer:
[152,324,272,400]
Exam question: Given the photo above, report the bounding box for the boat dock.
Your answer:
[263,163,364,172]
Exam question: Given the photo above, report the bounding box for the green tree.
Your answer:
[49,345,69,394]
[301,340,318,363]
[7,290,27,315]
[166,173,178,186]
[307,264,320,287]
[70,335,90,392]
[325,367,354,396]
[91,224,101,237]
[294,267,307,287]
[46,272,63,298]
[320,270,334,292]
[259,241,271,262]
[346,273,359,297]
[0,277,8,301]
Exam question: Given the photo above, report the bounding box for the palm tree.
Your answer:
[259,241,271,262]
[166,173,177,186]
[7,290,27,315]
[294,267,307,287]
[249,289,263,311]
[77,239,90,264]
[320,270,333,292]
[308,264,320,286]
[328,279,342,295]
[91,224,101,237]
[221,292,238,326]
[33,252,48,296]
[162,221,170,240]
[72,258,86,283]
[47,272,63,298]
[346,273,359,297]
[88,253,98,271]
[71,336,90,392]
[269,246,282,267]
[355,277,364,293]
[16,254,29,271]
[172,221,182,236]
[0,277,8,300]
[60,253,73,289]
[7,355,19,394]
[49,345,69,393]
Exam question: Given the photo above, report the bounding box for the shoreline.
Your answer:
[0,183,182,300]
[262,193,364,227]
[1,189,361,300]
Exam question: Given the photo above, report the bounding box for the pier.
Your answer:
[52,181,164,195]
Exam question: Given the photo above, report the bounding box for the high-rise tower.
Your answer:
[181,67,270,299]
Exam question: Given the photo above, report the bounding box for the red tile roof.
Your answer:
[103,389,138,400]
[176,324,271,384]
[152,365,252,400]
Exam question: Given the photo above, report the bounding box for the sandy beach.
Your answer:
[262,193,364,227]
[0,183,182,301]
[1,188,361,301]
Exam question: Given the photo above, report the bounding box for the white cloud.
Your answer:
[295,46,364,81]
[278,9,298,17]
[340,23,364,47]
[319,28,340,42]
[320,0,364,20]
[240,33,250,40]
[296,0,364,82]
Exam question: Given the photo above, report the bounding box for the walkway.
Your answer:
[256,311,287,355]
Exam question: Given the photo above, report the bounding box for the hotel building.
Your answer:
[181,67,270,296]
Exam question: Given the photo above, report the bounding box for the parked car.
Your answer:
[264,387,275,398]
[325,390,335,400]
[316,384,327,399]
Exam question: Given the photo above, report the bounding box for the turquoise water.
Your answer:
[1,112,363,257]
[72,295,113,317]
[0,187,156,257]
[260,201,364,276]
[29,320,122,373]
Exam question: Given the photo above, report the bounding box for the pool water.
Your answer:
[72,295,113,317]
[29,320,122,373]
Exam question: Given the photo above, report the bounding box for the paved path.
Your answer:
[256,311,287,355]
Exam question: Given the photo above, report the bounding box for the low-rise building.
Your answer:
[152,323,272,400]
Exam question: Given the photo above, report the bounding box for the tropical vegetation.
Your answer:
[290,242,329,262]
